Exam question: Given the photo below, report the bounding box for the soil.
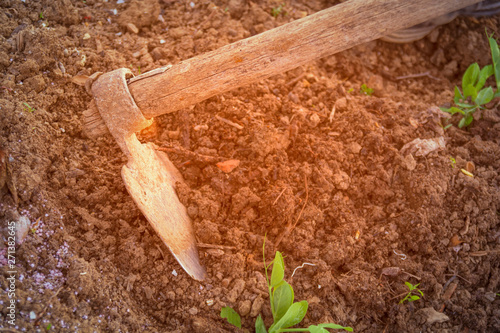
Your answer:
[1,0,499,332]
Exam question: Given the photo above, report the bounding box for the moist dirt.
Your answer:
[0,0,499,332]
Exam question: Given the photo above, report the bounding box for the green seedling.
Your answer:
[347,88,354,94]
[441,33,500,128]
[46,323,52,331]
[449,156,456,168]
[23,102,35,113]
[220,238,353,332]
[399,282,423,304]
[271,3,285,18]
[39,12,44,19]
[360,84,373,96]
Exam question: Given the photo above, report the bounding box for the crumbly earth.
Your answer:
[0,0,499,332]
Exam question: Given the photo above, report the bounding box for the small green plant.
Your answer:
[360,84,373,96]
[441,33,500,128]
[449,156,456,168]
[220,238,353,332]
[46,323,52,331]
[23,102,35,113]
[271,3,285,17]
[39,12,44,19]
[399,282,423,304]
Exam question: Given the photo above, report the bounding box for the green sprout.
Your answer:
[441,33,500,128]
[39,12,44,19]
[271,3,285,18]
[46,323,52,331]
[399,282,423,304]
[23,102,35,113]
[449,156,456,168]
[360,84,373,96]
[220,238,353,332]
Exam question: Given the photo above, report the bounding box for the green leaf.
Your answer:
[451,107,465,115]
[273,281,294,323]
[464,115,474,127]
[410,295,420,302]
[404,281,412,289]
[494,90,500,99]
[488,35,500,86]
[255,314,268,333]
[270,251,285,287]
[418,289,424,296]
[270,301,308,332]
[475,65,494,91]
[220,306,241,329]
[463,84,477,102]
[475,86,494,105]
[458,117,466,128]
[454,86,464,102]
[309,323,354,332]
[462,63,480,90]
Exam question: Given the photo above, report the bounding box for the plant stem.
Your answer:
[263,236,276,317]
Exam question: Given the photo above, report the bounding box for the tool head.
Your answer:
[85,68,206,281]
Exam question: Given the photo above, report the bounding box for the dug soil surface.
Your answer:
[1,0,500,332]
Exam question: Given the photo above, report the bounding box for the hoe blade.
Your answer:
[121,136,206,281]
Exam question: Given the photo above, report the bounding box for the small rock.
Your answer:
[24,75,46,93]
[143,286,153,300]
[126,23,139,34]
[250,296,264,317]
[16,215,31,244]
[167,130,180,139]
[403,153,416,171]
[367,75,385,96]
[188,307,198,315]
[170,27,188,39]
[239,299,252,316]
[206,249,224,257]
[347,142,362,154]
[307,113,321,128]
[334,97,347,111]
[150,47,164,61]
[227,279,246,303]
[332,171,350,190]
[416,307,449,325]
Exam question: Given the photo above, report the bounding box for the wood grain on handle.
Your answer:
[128,0,480,119]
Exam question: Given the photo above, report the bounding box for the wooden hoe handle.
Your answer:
[85,0,481,136]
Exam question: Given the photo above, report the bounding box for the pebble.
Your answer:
[227,279,245,303]
[239,299,252,316]
[250,296,264,317]
[334,97,347,111]
[16,215,31,244]
[417,307,449,324]
[126,23,139,34]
